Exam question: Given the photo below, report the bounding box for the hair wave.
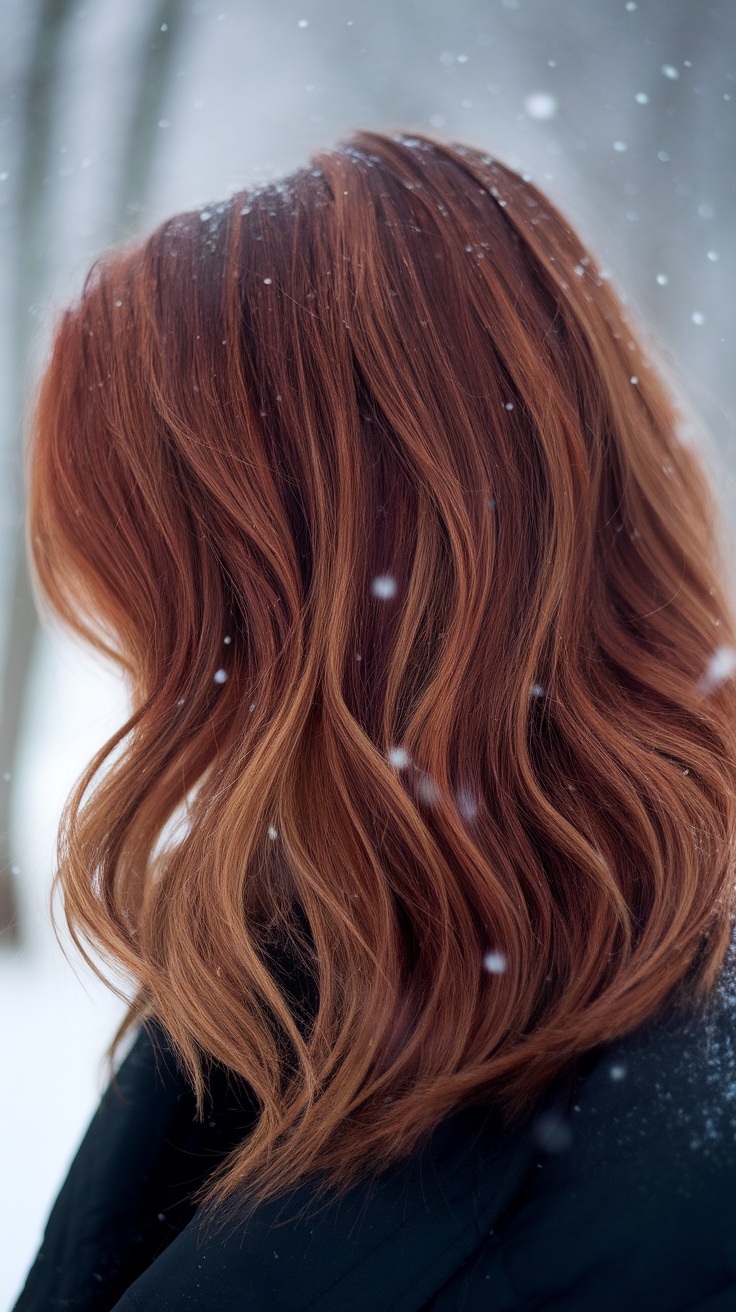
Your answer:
[26,129,736,1231]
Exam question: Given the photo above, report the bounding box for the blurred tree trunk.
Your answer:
[0,0,186,947]
[113,0,189,235]
[0,0,78,946]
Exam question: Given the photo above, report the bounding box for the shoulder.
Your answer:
[453,943,736,1311]
[567,945,736,1196]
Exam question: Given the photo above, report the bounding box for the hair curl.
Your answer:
[26,129,736,1233]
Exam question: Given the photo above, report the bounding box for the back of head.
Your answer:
[26,129,736,1228]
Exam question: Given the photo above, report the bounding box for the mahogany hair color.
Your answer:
[26,130,736,1231]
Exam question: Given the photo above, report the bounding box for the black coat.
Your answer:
[13,946,736,1312]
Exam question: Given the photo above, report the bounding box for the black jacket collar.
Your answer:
[14,1011,585,1312]
[107,1063,579,1312]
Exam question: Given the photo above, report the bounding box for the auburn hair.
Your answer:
[26,129,736,1232]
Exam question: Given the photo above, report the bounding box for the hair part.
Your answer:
[26,129,736,1235]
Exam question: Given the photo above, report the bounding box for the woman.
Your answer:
[14,129,736,1311]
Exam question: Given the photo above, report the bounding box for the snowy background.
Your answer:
[1,0,734,1305]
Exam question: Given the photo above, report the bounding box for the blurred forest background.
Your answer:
[1,0,734,1304]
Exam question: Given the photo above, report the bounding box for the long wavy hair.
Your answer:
[26,129,736,1230]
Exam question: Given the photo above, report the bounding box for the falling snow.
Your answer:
[371,575,397,599]
[523,92,558,120]
[532,1110,573,1153]
[456,787,478,820]
[417,774,441,804]
[698,645,736,694]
